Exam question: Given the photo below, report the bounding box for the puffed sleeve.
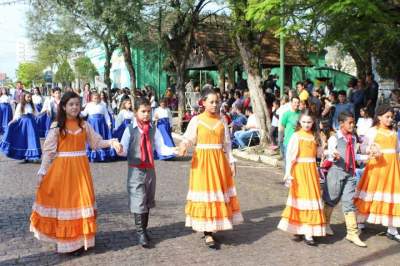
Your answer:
[222,118,236,164]
[182,116,198,147]
[102,105,111,126]
[284,133,299,181]
[85,122,114,150]
[37,126,59,176]
[13,103,22,121]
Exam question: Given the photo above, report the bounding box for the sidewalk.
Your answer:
[172,132,283,168]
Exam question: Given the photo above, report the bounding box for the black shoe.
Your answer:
[386,233,400,243]
[68,247,85,256]
[143,212,151,240]
[134,213,150,248]
[304,238,317,246]
[292,234,303,242]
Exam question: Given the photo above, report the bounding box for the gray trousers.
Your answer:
[127,167,156,214]
[322,166,357,213]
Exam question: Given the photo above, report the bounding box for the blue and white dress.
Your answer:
[0,104,41,160]
[82,102,116,162]
[32,94,43,113]
[36,97,58,138]
[0,95,13,135]
[153,107,176,160]
[113,109,133,141]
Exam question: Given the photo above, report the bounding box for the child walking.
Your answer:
[277,110,326,246]
[179,88,243,249]
[153,98,176,160]
[81,92,116,162]
[322,111,366,247]
[354,105,400,242]
[118,97,176,248]
[30,91,122,254]
[0,93,41,161]
[113,98,134,141]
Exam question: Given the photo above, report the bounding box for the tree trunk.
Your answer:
[120,34,136,93]
[236,35,271,146]
[103,42,114,94]
[175,63,186,133]
[218,65,225,92]
[348,48,372,79]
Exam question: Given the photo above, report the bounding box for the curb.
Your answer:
[173,131,282,168]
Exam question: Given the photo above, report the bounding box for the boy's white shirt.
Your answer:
[327,130,368,162]
[119,118,176,157]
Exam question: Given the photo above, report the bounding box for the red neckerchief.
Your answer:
[342,130,356,174]
[133,119,154,168]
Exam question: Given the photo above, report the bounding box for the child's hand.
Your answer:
[333,149,340,160]
[111,140,123,154]
[178,143,187,157]
[230,163,236,177]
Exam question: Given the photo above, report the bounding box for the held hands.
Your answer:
[369,143,382,159]
[333,149,341,160]
[111,139,123,154]
[230,163,236,177]
[178,142,187,157]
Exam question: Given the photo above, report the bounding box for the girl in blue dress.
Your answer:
[36,87,61,138]
[81,92,116,162]
[153,98,176,160]
[0,87,13,135]
[0,92,41,161]
[113,98,134,141]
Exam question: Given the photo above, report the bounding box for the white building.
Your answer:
[16,38,36,63]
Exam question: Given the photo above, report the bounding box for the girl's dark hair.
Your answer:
[372,104,394,129]
[120,98,133,111]
[52,87,61,93]
[21,92,35,115]
[33,87,41,95]
[57,91,83,137]
[295,109,321,146]
[100,91,109,106]
[134,97,151,111]
[201,88,217,101]
[360,107,372,118]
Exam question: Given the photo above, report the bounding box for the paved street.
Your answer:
[1,152,400,266]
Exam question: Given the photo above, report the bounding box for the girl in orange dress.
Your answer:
[277,110,326,246]
[354,105,400,242]
[179,88,243,248]
[30,92,122,254]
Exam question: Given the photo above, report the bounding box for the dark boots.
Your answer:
[134,213,150,248]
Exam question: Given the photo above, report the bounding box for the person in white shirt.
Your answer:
[0,88,13,134]
[233,106,260,149]
[153,98,176,160]
[356,107,373,141]
[32,87,44,113]
[0,92,41,161]
[113,98,134,141]
[81,92,115,162]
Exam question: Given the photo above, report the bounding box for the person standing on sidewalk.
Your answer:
[322,111,367,247]
[279,96,300,168]
[178,88,243,249]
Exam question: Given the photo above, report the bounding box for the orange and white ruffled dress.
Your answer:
[182,112,243,232]
[30,119,113,253]
[278,129,326,236]
[354,126,400,226]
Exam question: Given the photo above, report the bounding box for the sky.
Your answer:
[0,1,226,81]
[0,1,28,79]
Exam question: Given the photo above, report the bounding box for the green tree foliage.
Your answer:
[74,56,98,83]
[246,0,400,79]
[54,60,75,86]
[16,62,44,87]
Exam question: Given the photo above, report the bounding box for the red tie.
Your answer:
[343,131,356,174]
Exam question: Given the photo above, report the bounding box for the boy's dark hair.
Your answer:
[52,87,61,93]
[338,111,354,123]
[291,96,300,102]
[134,97,151,111]
[338,90,347,96]
[245,106,253,113]
[296,81,304,87]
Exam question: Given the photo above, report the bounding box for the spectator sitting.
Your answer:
[231,104,247,133]
[233,107,260,150]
